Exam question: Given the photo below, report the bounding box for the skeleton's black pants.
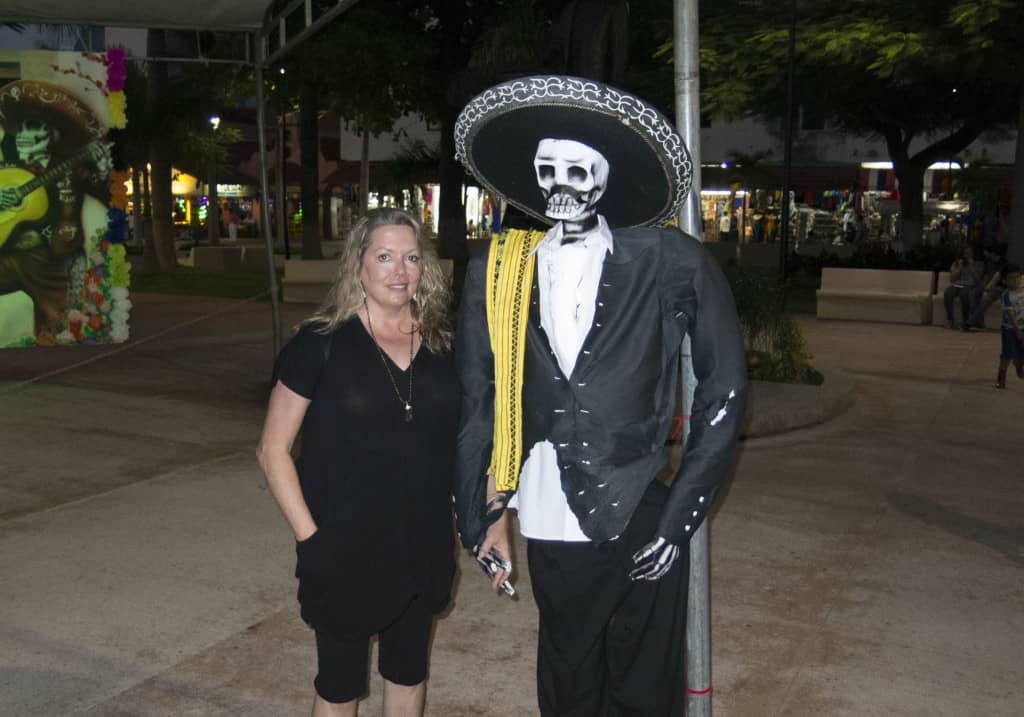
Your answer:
[526,480,690,716]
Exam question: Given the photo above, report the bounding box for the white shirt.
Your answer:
[508,217,613,541]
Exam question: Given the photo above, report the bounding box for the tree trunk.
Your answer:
[131,165,143,244]
[142,163,152,225]
[140,162,160,273]
[894,161,926,249]
[322,186,334,240]
[142,30,177,273]
[435,0,469,261]
[149,157,178,272]
[1008,79,1024,266]
[299,80,323,260]
[438,107,467,260]
[276,111,289,258]
[557,0,630,85]
[360,129,370,215]
[207,161,221,245]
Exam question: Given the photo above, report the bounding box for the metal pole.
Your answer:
[778,2,797,281]
[254,38,283,355]
[674,1,711,715]
[277,107,290,259]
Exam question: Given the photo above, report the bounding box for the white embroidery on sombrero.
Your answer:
[454,76,692,227]
[0,81,106,142]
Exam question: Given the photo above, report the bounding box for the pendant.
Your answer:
[404,403,413,423]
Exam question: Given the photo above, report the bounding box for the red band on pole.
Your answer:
[670,414,690,440]
[685,685,713,696]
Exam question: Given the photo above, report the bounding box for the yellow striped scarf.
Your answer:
[485,228,546,492]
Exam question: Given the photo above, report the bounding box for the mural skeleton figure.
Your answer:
[0,80,111,341]
[453,76,748,715]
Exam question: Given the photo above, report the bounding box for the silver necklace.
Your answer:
[364,307,415,423]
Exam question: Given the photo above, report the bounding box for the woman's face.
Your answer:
[359,223,422,313]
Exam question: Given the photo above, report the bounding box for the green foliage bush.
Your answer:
[726,267,822,385]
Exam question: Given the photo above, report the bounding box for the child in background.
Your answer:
[996,264,1024,389]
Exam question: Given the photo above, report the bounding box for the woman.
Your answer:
[257,208,458,716]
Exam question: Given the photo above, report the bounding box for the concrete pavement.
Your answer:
[1,294,1021,716]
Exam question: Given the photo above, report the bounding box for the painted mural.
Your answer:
[0,50,130,348]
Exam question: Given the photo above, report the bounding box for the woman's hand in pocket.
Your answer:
[295,525,335,579]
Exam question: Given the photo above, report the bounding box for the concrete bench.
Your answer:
[239,247,285,273]
[931,272,1003,328]
[177,246,244,271]
[178,245,284,272]
[816,268,934,324]
[282,259,335,304]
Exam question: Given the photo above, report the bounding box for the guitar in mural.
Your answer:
[0,141,109,248]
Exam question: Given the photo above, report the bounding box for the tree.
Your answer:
[271,1,437,257]
[430,0,564,259]
[135,30,248,272]
[952,0,1024,263]
[267,0,582,261]
[680,0,1021,248]
[176,121,243,246]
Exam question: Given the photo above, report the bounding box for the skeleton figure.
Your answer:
[0,108,107,339]
[455,75,748,715]
[532,136,682,581]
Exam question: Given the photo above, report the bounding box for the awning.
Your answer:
[1,1,361,66]
[0,1,264,32]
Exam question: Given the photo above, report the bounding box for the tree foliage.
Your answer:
[667,0,1023,244]
[698,1,1019,132]
[280,1,437,136]
[269,0,565,258]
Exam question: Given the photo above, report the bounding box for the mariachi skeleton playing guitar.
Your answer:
[0,112,111,337]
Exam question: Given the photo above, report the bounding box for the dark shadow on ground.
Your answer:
[887,491,1024,567]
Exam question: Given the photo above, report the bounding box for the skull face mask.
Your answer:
[15,120,55,166]
[534,139,609,222]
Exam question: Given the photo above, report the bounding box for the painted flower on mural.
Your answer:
[55,235,131,345]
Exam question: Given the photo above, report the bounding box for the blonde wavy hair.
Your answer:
[303,208,453,353]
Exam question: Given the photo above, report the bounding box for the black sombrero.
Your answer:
[0,81,105,146]
[455,75,692,229]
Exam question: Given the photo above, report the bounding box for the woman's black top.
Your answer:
[275,318,458,639]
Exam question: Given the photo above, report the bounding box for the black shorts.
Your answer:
[313,598,434,704]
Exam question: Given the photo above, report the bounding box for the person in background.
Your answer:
[970,244,1009,329]
[257,208,458,717]
[943,244,985,331]
[995,264,1023,389]
[222,202,239,241]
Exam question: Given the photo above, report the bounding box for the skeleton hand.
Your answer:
[629,536,680,581]
[94,141,113,176]
[0,188,18,212]
[57,175,76,205]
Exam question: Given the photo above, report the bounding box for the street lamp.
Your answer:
[207,115,221,244]
[948,89,956,200]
